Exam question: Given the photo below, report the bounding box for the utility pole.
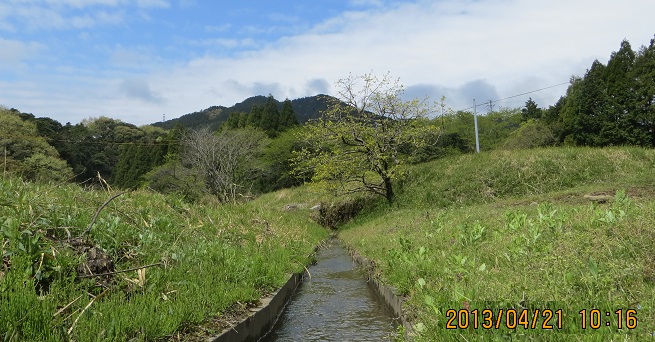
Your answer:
[473,99,480,153]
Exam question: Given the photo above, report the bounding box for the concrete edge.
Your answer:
[206,238,408,341]
[207,271,304,342]
[348,246,414,340]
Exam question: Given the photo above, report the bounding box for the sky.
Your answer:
[1,0,654,126]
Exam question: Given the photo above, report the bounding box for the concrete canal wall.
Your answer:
[208,271,304,342]
[209,239,411,341]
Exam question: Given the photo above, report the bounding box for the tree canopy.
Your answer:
[294,73,438,203]
[0,108,72,182]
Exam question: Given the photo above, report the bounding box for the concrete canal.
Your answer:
[262,239,398,341]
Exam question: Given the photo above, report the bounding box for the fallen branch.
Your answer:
[77,262,163,279]
[79,192,125,238]
[53,294,83,317]
[67,288,108,335]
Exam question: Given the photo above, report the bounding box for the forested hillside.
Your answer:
[151,94,332,131]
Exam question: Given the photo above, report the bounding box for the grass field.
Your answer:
[0,180,328,341]
[338,147,655,340]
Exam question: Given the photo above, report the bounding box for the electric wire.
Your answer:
[456,81,570,112]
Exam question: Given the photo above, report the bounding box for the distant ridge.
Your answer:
[151,94,334,130]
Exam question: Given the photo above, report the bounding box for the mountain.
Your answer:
[151,94,334,131]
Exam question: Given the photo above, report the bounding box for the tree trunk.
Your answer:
[383,176,394,204]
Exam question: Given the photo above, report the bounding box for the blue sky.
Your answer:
[1,0,654,126]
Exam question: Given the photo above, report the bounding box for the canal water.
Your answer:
[262,239,398,341]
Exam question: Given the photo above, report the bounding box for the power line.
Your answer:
[457,81,570,112]
[1,136,177,146]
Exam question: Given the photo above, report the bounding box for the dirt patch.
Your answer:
[67,238,115,284]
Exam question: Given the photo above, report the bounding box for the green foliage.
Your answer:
[521,97,542,121]
[432,107,523,156]
[154,95,329,131]
[222,96,299,139]
[258,126,307,192]
[0,109,73,182]
[259,95,280,137]
[477,107,523,149]
[503,119,556,150]
[402,146,655,209]
[560,37,655,147]
[294,73,439,203]
[632,35,655,146]
[278,98,299,131]
[111,126,172,189]
[144,161,205,202]
[22,153,73,183]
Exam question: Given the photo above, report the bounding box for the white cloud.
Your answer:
[349,0,384,7]
[3,0,655,126]
[42,0,122,9]
[0,38,45,67]
[109,45,162,69]
[119,78,165,104]
[6,3,125,31]
[204,24,231,33]
[136,0,170,8]
[188,37,257,50]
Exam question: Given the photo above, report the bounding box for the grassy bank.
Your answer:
[339,147,655,340]
[0,179,328,341]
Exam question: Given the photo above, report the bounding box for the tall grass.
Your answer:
[339,147,655,340]
[0,178,328,341]
[399,146,655,208]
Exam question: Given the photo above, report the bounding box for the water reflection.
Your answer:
[262,239,397,341]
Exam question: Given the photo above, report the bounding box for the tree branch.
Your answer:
[79,192,125,238]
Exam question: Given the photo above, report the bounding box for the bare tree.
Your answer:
[182,127,267,202]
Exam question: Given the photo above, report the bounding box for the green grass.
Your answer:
[0,179,328,341]
[339,146,655,340]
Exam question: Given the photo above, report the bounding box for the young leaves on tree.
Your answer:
[293,73,437,203]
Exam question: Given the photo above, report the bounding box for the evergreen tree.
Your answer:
[632,35,655,146]
[278,98,299,131]
[111,125,169,189]
[604,39,637,144]
[247,105,263,128]
[259,95,280,137]
[521,98,542,122]
[543,96,567,143]
[225,111,242,129]
[562,61,615,146]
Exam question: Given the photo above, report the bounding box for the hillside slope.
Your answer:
[339,147,655,340]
